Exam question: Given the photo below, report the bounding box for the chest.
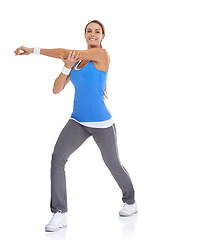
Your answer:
[70,61,107,89]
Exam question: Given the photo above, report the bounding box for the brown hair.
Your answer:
[85,20,108,99]
[85,20,105,47]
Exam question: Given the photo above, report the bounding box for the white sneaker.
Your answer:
[45,211,67,232]
[119,202,138,217]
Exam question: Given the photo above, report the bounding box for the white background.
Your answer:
[0,0,197,239]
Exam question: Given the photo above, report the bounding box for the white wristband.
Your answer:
[61,65,71,75]
[33,47,40,54]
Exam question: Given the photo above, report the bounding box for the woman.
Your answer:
[14,20,138,232]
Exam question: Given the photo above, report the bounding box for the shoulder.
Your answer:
[99,48,110,64]
[106,50,111,63]
[93,49,110,72]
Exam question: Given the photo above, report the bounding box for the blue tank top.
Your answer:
[70,61,112,122]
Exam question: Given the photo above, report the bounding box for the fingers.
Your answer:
[68,50,80,61]
[60,50,76,63]
[60,50,81,69]
[14,47,21,56]
[16,46,23,55]
[70,50,76,59]
[75,52,80,61]
[14,46,25,56]
[68,50,75,60]
[60,55,65,62]
[68,50,73,59]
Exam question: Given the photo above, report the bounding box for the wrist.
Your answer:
[33,47,41,54]
[61,65,71,75]
[64,64,71,69]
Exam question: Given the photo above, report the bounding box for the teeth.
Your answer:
[90,39,96,41]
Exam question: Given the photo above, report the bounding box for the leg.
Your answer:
[50,119,91,213]
[91,124,135,204]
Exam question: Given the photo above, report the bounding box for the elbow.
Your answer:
[52,87,61,94]
[52,80,63,94]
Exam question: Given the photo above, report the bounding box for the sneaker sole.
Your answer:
[45,225,67,232]
[119,210,138,217]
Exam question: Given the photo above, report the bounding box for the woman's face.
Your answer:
[85,22,105,48]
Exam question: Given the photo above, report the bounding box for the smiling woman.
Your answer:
[14,19,138,232]
[85,20,105,48]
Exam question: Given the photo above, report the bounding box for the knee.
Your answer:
[51,152,68,169]
[104,157,123,173]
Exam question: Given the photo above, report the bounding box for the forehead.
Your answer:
[86,22,102,31]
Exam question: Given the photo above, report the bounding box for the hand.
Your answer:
[60,50,80,69]
[14,46,33,56]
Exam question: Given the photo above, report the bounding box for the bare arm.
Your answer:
[53,74,70,94]
[14,46,109,63]
[14,46,70,59]
[40,47,108,63]
[53,50,79,94]
[40,48,69,59]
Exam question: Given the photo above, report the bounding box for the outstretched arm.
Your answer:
[14,46,70,59]
[40,47,109,63]
[14,46,109,62]
[14,46,110,71]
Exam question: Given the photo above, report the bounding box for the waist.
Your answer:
[70,117,114,128]
[71,101,112,122]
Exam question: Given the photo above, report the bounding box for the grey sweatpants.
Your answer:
[50,119,135,213]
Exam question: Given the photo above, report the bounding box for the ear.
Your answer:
[102,34,105,41]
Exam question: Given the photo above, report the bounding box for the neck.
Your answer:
[87,44,102,49]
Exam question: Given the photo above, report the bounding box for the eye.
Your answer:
[87,30,91,33]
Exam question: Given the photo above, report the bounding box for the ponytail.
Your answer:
[104,83,108,100]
